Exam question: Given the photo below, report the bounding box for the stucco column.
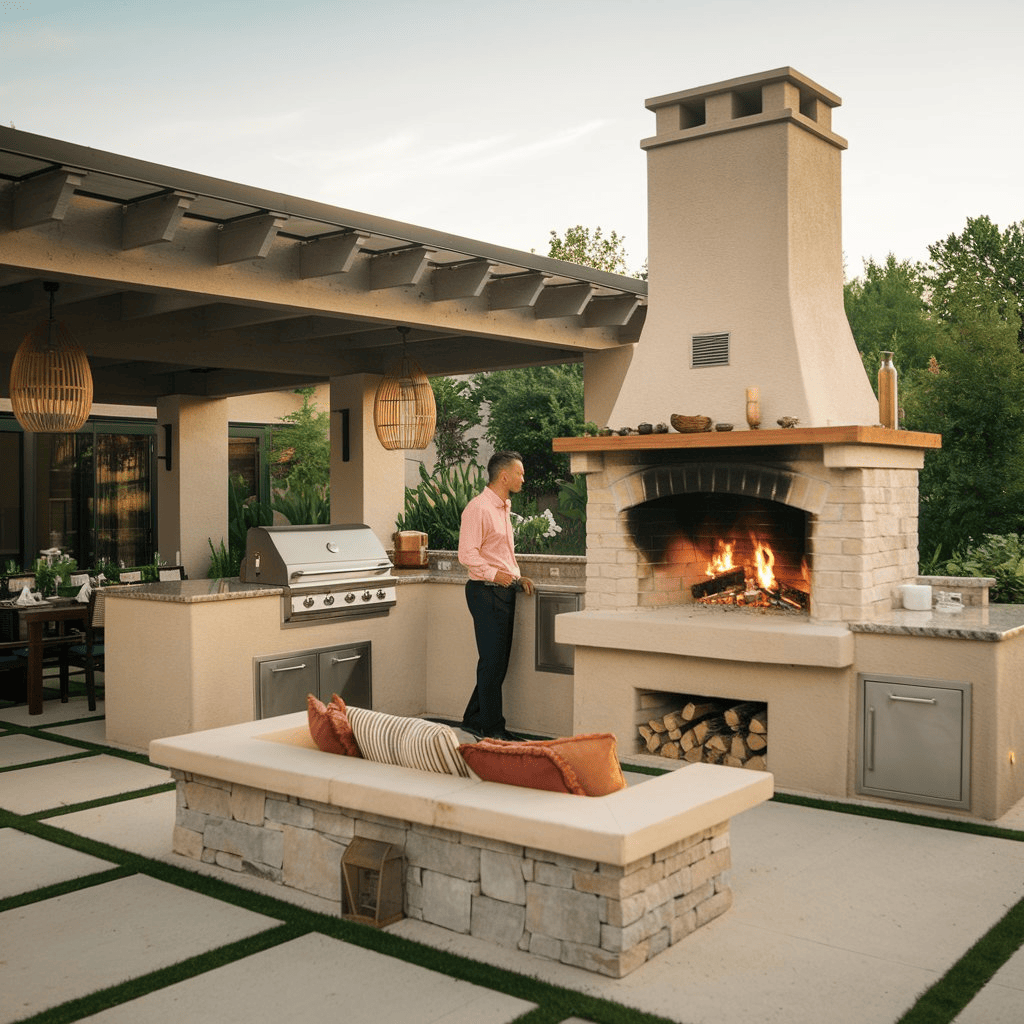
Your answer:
[156,395,229,578]
[329,374,405,547]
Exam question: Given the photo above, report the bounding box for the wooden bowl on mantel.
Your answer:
[670,414,713,433]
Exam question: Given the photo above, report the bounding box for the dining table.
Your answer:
[1,598,89,715]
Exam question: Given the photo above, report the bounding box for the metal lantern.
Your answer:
[372,327,436,450]
[340,836,404,927]
[10,282,93,433]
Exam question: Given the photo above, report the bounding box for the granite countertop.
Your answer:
[849,605,1024,642]
[104,580,283,603]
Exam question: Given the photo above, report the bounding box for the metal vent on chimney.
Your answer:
[691,332,730,368]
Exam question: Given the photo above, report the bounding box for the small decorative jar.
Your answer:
[878,352,898,429]
[745,387,761,430]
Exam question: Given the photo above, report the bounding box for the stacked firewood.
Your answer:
[638,699,767,771]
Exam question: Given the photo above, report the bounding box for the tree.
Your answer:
[844,255,949,378]
[927,216,1024,347]
[902,285,1024,556]
[474,365,585,501]
[429,376,482,469]
[269,387,330,523]
[543,225,643,277]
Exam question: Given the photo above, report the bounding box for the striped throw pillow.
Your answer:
[346,707,469,777]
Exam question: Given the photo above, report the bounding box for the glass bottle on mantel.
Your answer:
[878,352,898,429]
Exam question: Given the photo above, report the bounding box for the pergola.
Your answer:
[0,126,646,566]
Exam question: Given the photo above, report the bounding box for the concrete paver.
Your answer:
[75,932,537,1023]
[1,753,170,815]
[0,874,281,1024]
[0,732,86,767]
[0,829,116,899]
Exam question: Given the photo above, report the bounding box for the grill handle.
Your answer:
[290,563,392,580]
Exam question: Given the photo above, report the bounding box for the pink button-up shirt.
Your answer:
[458,486,521,582]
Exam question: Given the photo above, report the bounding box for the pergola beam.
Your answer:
[122,191,196,250]
[487,272,547,310]
[533,282,596,320]
[299,233,369,278]
[217,214,288,264]
[12,166,85,228]
[430,259,497,301]
[368,246,435,290]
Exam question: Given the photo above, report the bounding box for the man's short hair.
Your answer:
[487,450,523,482]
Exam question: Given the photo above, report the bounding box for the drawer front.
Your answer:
[318,644,371,708]
[256,655,319,718]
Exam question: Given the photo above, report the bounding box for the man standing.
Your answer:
[458,451,535,740]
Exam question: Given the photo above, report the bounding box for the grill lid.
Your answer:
[240,524,393,587]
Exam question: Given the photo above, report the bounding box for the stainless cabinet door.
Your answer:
[257,654,319,718]
[860,675,971,807]
[318,643,371,709]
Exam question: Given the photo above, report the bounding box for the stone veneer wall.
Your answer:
[574,448,923,624]
[170,768,733,978]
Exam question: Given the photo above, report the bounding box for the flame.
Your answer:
[752,536,776,590]
[706,540,735,577]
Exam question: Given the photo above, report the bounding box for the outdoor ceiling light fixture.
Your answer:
[372,326,436,450]
[10,281,93,433]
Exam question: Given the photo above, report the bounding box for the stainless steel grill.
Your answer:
[240,524,396,624]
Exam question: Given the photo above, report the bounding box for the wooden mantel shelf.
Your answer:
[552,425,941,454]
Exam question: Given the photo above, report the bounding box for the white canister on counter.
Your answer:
[899,584,932,611]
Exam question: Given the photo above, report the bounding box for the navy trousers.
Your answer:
[461,580,517,735]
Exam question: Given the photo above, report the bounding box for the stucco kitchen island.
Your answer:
[102,560,583,751]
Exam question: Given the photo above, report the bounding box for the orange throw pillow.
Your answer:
[306,694,361,757]
[482,734,626,796]
[327,694,362,757]
[458,742,585,795]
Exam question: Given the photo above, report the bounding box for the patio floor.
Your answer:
[3,691,1024,1024]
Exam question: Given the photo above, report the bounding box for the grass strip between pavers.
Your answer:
[0,749,100,773]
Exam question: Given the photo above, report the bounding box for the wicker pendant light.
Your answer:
[10,281,93,433]
[373,327,436,450]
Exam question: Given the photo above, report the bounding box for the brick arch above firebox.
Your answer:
[609,463,830,514]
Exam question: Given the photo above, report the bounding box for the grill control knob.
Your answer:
[303,596,315,609]
[323,594,335,606]
[344,592,356,604]
[361,590,372,601]
[376,589,387,600]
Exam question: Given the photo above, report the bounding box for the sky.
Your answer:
[1,0,1021,279]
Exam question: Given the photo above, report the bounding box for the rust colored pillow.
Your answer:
[306,694,361,757]
[458,741,585,795]
[327,694,362,757]
[483,734,626,796]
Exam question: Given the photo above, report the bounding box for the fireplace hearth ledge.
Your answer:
[557,607,854,668]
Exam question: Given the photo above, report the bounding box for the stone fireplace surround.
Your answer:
[562,426,940,625]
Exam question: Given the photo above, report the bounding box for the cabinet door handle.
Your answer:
[867,706,875,772]
[330,655,361,664]
[888,694,937,705]
[271,663,307,673]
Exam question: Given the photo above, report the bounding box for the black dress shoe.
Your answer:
[459,723,483,740]
[486,728,523,742]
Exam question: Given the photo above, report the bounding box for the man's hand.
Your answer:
[518,576,535,596]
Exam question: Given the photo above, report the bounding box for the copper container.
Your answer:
[393,531,428,568]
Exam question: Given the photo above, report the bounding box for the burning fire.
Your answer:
[695,533,807,611]
[753,537,775,590]
[705,540,735,577]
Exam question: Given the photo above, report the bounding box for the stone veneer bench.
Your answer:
[149,713,773,977]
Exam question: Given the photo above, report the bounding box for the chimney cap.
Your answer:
[646,66,840,112]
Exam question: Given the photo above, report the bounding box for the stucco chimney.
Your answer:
[604,68,877,430]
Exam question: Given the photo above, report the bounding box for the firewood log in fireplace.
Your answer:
[691,568,745,600]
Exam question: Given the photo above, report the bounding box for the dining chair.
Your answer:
[67,589,105,711]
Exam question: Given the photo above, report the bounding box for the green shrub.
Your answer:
[941,534,1024,604]
[396,462,487,550]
